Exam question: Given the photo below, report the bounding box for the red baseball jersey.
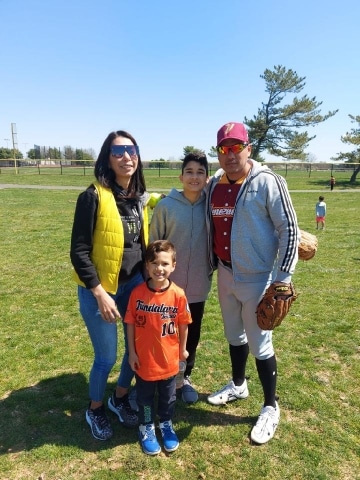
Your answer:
[211,174,242,262]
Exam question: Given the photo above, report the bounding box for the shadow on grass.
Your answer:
[0,373,112,455]
[0,373,255,455]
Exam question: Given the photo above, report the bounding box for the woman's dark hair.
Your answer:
[94,130,146,196]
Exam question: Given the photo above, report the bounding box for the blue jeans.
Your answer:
[78,271,143,402]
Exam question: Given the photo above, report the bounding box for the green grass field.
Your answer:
[0,171,359,479]
[0,164,359,191]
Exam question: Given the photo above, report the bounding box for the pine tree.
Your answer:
[331,114,360,183]
[245,65,338,160]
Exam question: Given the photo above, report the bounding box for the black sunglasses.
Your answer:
[110,145,140,157]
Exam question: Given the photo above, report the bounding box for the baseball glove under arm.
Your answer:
[256,282,297,330]
[298,229,318,261]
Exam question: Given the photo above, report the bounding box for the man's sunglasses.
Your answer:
[110,145,140,157]
[216,143,248,155]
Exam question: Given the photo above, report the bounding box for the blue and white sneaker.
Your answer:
[138,423,161,455]
[159,420,179,452]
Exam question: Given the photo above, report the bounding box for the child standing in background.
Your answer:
[316,196,327,230]
[330,175,336,191]
[125,240,191,456]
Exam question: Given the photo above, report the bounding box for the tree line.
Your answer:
[0,146,96,162]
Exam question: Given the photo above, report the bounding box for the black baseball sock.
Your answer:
[229,343,249,386]
[256,355,277,408]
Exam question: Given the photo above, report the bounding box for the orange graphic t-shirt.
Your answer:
[124,281,192,381]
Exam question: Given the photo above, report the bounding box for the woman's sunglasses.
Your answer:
[216,143,248,155]
[110,145,140,158]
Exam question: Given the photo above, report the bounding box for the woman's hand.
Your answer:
[91,284,121,323]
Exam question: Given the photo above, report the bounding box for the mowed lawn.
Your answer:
[0,170,359,480]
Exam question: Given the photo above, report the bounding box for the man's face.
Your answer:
[217,139,251,180]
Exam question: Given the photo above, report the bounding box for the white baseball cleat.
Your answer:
[207,379,249,405]
[250,401,280,444]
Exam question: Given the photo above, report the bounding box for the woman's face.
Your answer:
[109,136,139,187]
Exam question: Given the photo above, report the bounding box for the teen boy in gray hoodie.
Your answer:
[150,152,212,403]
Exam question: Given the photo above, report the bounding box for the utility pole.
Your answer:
[11,123,18,174]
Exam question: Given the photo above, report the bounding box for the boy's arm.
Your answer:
[127,323,140,371]
[178,323,189,361]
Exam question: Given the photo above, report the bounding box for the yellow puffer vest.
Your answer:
[73,182,149,294]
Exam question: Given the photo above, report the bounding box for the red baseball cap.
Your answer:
[217,122,249,146]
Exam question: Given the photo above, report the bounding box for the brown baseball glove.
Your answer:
[256,282,297,330]
[298,229,318,261]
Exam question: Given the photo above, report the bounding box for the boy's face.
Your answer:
[146,251,176,285]
[179,160,208,192]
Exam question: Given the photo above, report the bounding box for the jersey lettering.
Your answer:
[211,207,235,216]
[135,300,178,320]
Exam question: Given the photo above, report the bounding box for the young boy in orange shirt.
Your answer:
[125,240,191,455]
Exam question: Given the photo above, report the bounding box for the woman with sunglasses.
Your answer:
[70,130,162,441]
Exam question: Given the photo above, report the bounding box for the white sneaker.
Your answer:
[250,401,280,444]
[207,380,249,405]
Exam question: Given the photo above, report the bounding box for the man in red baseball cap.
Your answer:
[205,121,300,444]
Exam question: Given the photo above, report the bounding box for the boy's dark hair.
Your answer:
[181,152,209,175]
[94,130,146,197]
[145,240,176,263]
[319,196,325,201]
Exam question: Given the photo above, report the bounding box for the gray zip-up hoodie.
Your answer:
[150,188,212,303]
[206,160,299,284]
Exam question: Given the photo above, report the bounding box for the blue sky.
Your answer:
[1,0,359,162]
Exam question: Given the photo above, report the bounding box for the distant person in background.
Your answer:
[150,152,212,404]
[330,175,336,191]
[315,195,326,230]
[70,130,162,441]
